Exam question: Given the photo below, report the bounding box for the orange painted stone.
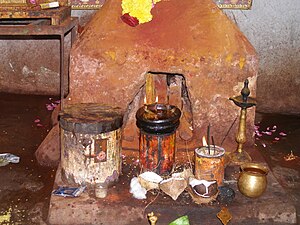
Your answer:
[65,0,258,152]
[35,124,60,167]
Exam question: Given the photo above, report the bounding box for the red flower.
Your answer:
[121,13,139,27]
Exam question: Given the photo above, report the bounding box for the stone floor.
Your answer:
[0,93,299,224]
[48,155,297,225]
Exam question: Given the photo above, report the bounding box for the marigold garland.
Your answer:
[121,0,161,24]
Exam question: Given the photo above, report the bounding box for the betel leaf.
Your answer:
[168,215,190,225]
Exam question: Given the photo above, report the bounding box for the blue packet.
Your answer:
[52,186,86,197]
[0,153,20,167]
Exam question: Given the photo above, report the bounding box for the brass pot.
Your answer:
[237,163,268,198]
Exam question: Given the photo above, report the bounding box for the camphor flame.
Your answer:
[202,136,207,146]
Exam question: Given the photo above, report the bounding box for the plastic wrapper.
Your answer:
[52,186,86,197]
[0,153,20,167]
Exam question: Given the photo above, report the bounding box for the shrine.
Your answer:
[0,0,299,224]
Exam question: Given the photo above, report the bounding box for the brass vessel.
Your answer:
[237,163,268,198]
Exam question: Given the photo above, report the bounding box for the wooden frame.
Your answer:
[68,0,103,9]
[0,0,27,7]
[214,0,252,9]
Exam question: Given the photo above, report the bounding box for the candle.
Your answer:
[155,96,158,111]
[144,96,148,110]
[202,136,207,146]
[202,136,210,155]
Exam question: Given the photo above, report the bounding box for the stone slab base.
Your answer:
[48,151,297,225]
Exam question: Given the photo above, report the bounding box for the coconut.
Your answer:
[159,177,187,200]
[171,167,193,180]
[189,177,218,198]
[138,171,163,190]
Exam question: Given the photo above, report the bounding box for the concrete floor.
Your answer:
[0,93,299,224]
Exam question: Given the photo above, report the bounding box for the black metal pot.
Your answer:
[136,103,181,134]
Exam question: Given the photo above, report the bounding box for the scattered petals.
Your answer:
[256,132,263,137]
[46,104,54,111]
[34,118,43,127]
[46,98,60,111]
[274,137,280,141]
[262,131,272,136]
[273,125,277,130]
[262,143,266,148]
[279,132,287,136]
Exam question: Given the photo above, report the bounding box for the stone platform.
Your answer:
[48,150,297,225]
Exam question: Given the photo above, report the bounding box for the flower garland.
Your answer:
[121,0,161,26]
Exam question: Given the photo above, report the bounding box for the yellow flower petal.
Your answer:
[122,0,161,24]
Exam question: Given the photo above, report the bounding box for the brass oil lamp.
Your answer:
[229,79,256,164]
